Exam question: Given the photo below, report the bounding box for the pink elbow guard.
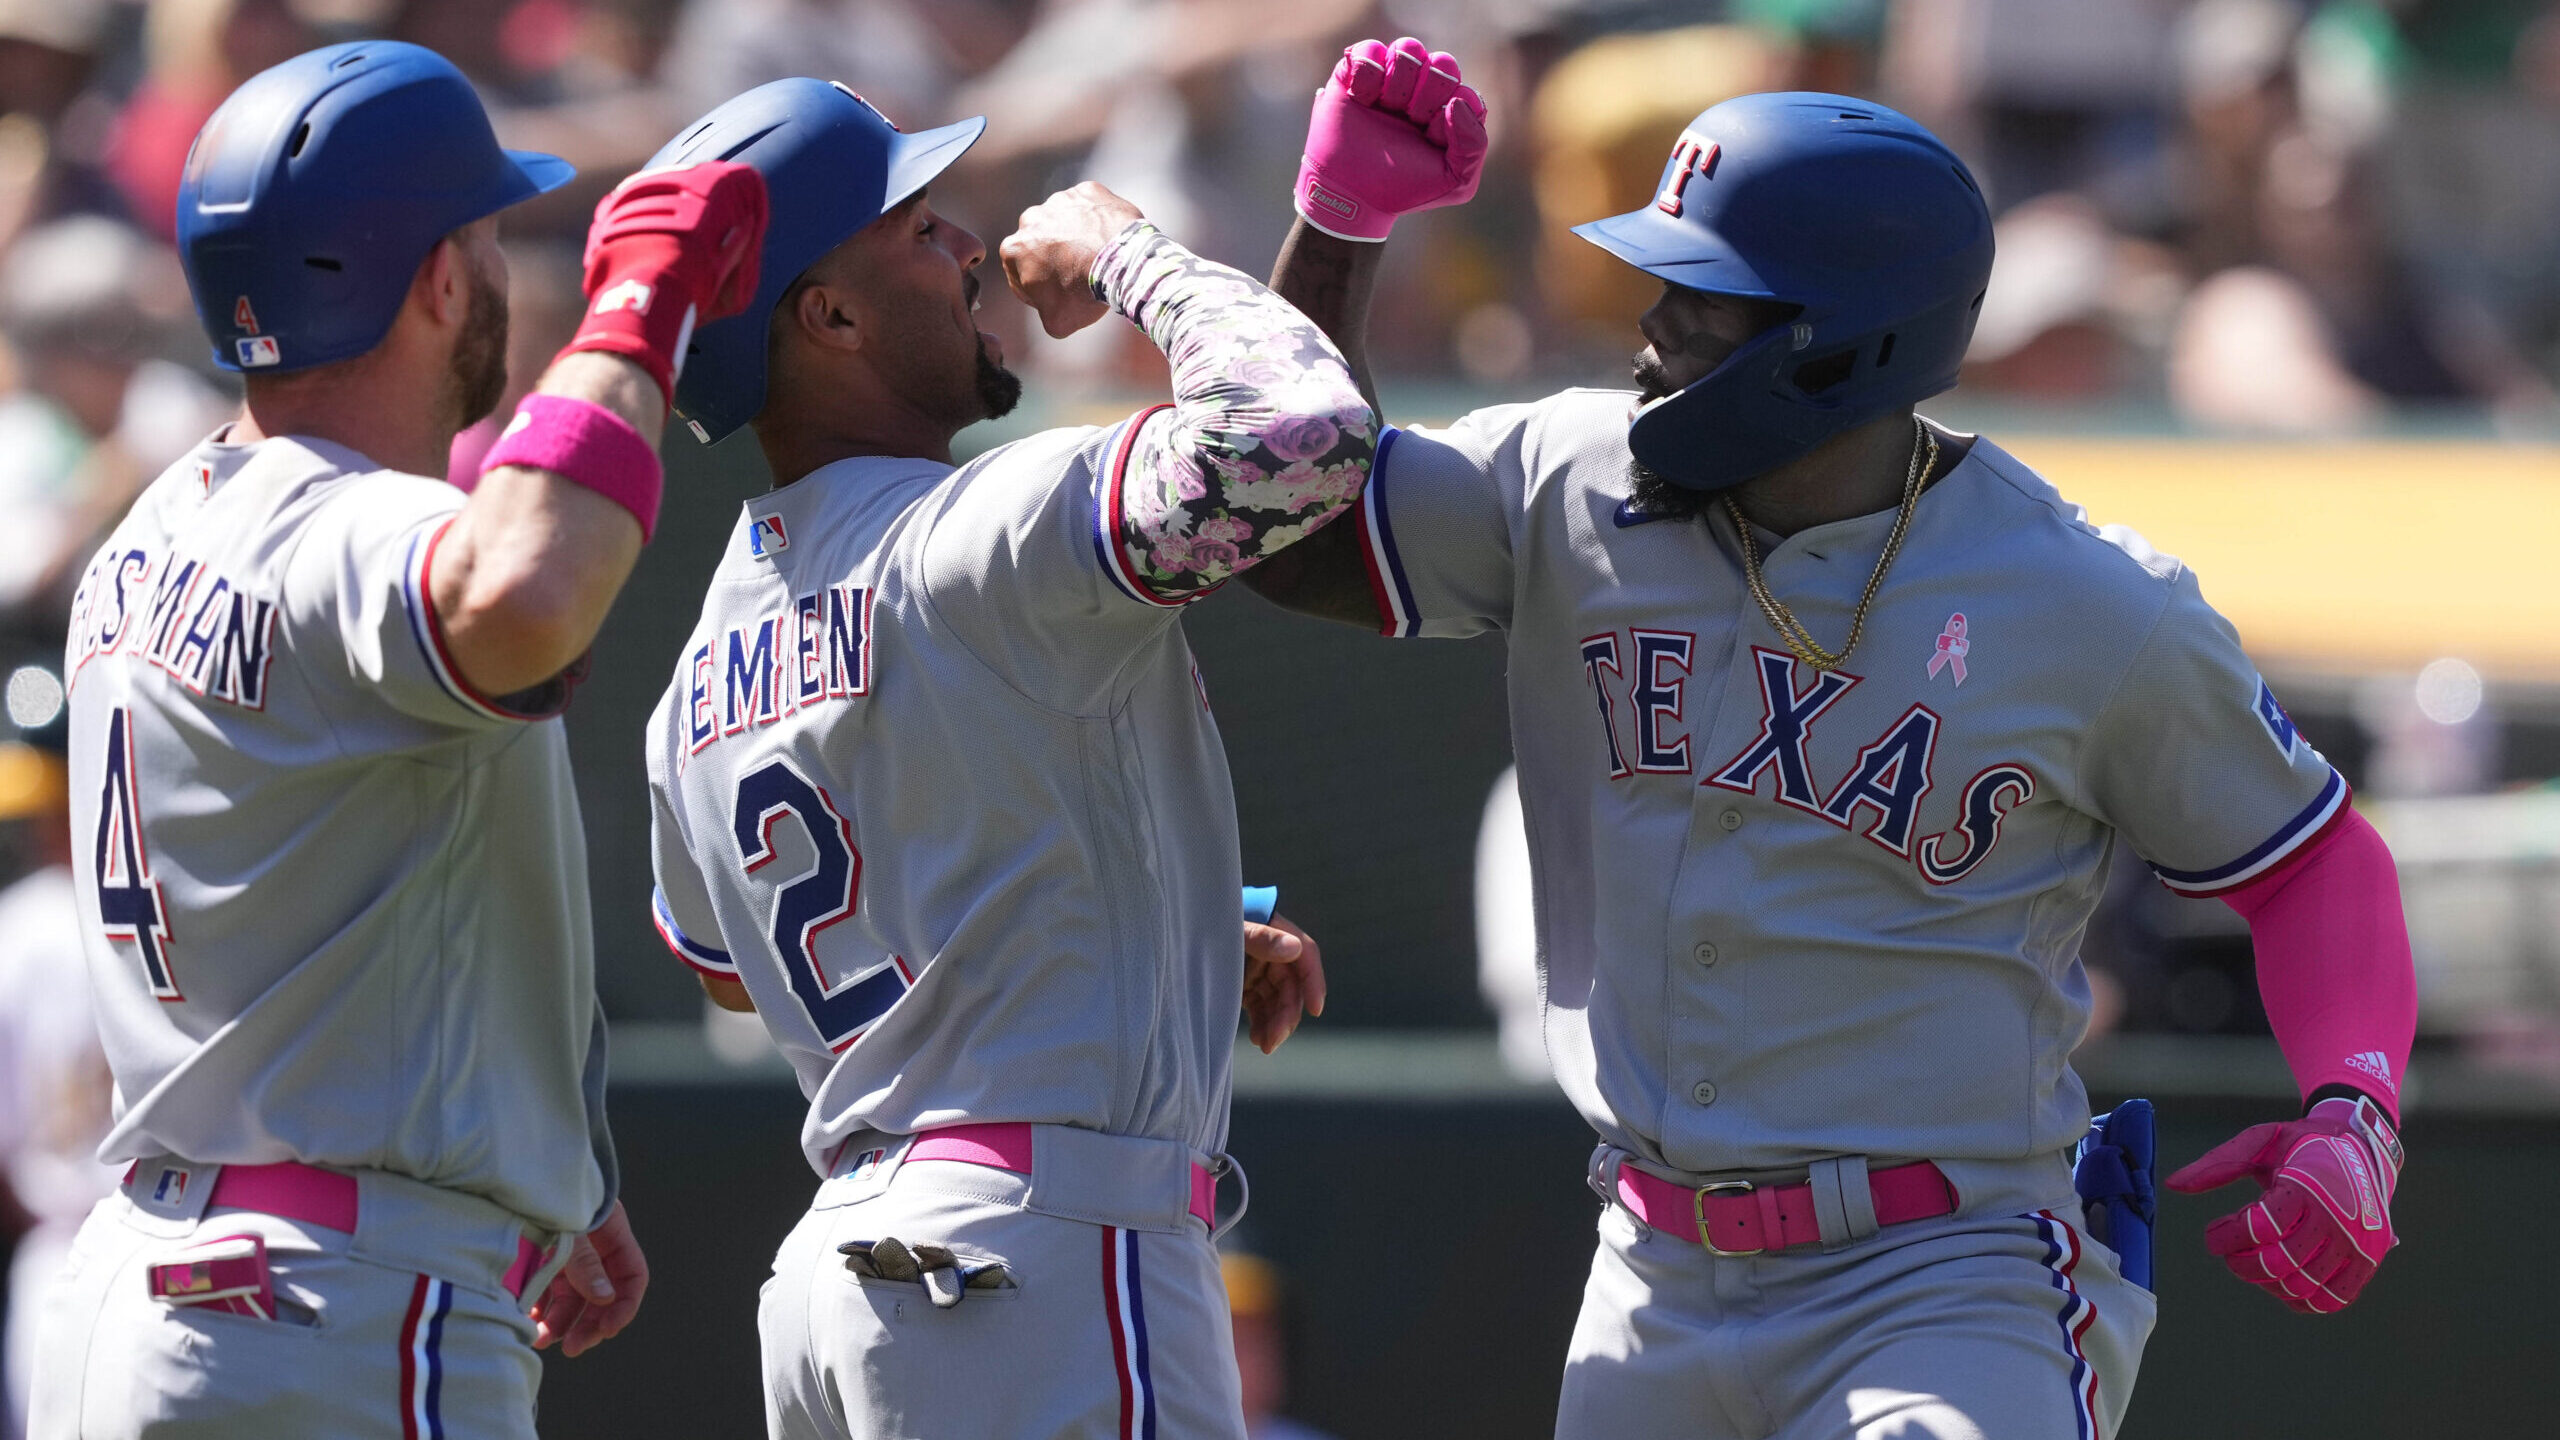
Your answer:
[2222,805,2417,1120]
[479,393,664,542]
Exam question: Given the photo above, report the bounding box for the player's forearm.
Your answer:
[1238,221,1389,627]
[1094,221,1376,598]
[431,353,656,696]
[1268,217,1384,416]
[2221,807,2418,1122]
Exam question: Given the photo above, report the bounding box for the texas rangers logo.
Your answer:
[1654,133,1720,216]
[593,277,653,316]
[1927,613,1969,686]
[235,336,280,368]
[750,514,789,558]
[1582,640,2037,882]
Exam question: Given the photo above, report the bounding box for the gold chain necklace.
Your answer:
[1722,415,1937,673]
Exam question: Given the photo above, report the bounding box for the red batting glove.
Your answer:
[1294,36,1489,242]
[2166,1095,2403,1314]
[566,160,770,402]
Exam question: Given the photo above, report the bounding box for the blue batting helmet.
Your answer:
[1575,92,1993,492]
[643,80,984,444]
[177,42,573,375]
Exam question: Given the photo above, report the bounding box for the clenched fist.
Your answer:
[1295,36,1489,241]
[999,181,1144,338]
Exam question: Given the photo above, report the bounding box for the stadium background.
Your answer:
[0,2,2555,1436]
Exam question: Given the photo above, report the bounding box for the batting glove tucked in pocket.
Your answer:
[840,1235,1019,1310]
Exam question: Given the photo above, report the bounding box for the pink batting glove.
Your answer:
[1294,36,1489,242]
[2166,1095,2404,1314]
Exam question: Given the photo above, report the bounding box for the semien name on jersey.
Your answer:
[683,583,873,764]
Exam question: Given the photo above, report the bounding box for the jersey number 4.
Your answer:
[731,758,910,1052]
[92,707,179,1000]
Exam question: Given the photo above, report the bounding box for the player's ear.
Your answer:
[788,280,864,355]
[412,233,472,330]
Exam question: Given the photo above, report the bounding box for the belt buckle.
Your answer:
[1693,1179,1761,1257]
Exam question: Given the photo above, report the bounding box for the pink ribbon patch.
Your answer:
[1928,612,1969,686]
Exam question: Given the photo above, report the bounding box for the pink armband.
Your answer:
[2222,805,2417,1121]
[479,393,664,542]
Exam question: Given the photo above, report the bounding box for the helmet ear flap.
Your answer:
[1581,92,1994,490]
[1790,348,1858,396]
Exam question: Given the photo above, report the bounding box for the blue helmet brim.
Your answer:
[671,110,987,445]
[882,117,985,213]
[504,148,578,200]
[1572,208,1780,299]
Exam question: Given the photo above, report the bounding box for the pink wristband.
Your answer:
[479,393,664,542]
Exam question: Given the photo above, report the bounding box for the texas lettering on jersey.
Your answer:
[682,582,872,764]
[64,545,278,711]
[1582,638,2029,883]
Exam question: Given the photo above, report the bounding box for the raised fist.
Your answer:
[1295,36,1489,242]
[1000,181,1144,338]
[566,160,770,400]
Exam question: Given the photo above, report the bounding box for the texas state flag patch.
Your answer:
[750,514,789,558]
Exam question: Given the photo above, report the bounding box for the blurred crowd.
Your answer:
[0,0,2550,645]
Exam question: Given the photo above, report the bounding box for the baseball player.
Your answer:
[636,80,1367,1440]
[1248,46,2417,1439]
[36,42,769,1438]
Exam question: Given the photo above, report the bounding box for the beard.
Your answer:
[1625,349,1712,522]
[445,261,510,431]
[973,336,1021,420]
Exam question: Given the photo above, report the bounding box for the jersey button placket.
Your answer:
[1691,1080,1718,1106]
[1693,942,1719,968]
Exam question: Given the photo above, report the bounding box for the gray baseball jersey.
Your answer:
[59,431,613,1236]
[1354,390,2341,1174]
[646,418,1245,1176]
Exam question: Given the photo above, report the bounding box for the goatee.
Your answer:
[974,340,1022,420]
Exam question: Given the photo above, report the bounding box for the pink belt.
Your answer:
[906,1123,1219,1229]
[1616,1160,1958,1256]
[128,1160,549,1298]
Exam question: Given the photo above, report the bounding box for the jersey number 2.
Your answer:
[93,707,179,1000]
[731,758,908,1052]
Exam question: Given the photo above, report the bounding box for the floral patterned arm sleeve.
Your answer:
[1088,221,1377,602]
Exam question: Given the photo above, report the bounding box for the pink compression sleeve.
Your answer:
[2220,805,2417,1123]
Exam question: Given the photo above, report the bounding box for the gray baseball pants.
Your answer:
[1557,1152,2154,1440]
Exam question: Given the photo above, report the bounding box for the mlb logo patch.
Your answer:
[235,336,280,368]
[152,1167,191,1204]
[846,1148,888,1181]
[750,514,789,558]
